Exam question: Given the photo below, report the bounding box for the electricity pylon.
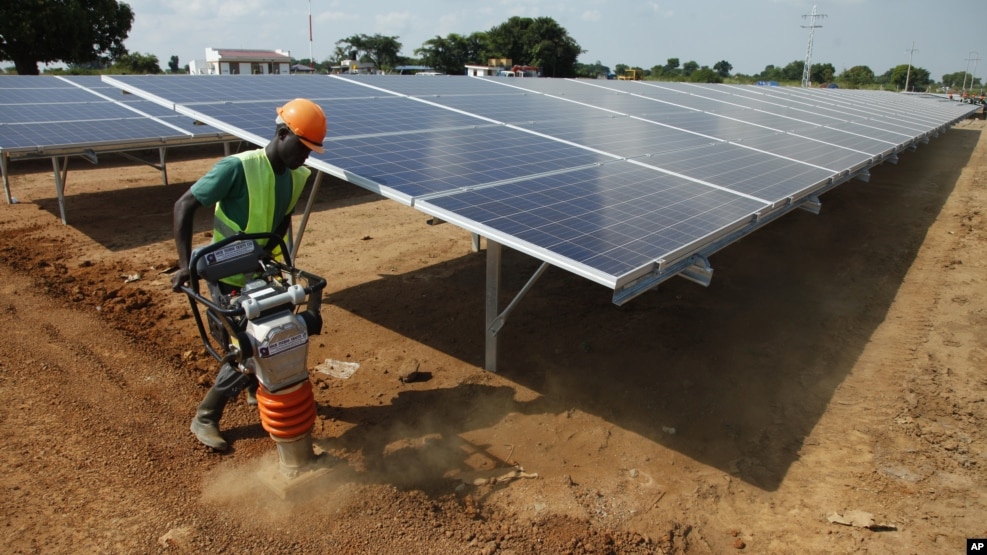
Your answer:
[905,42,918,92]
[801,5,827,88]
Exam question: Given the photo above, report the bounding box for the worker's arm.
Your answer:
[171,189,203,292]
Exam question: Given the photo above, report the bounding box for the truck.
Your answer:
[617,69,643,81]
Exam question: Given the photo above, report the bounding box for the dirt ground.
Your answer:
[0,115,985,554]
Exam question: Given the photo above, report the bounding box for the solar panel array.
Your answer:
[100,74,979,300]
[0,75,229,156]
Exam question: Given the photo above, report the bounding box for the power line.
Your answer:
[800,5,827,88]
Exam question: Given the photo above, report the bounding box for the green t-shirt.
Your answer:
[190,154,296,232]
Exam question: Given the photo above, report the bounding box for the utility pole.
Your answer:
[904,42,918,92]
[801,5,827,88]
[962,51,980,91]
[308,0,314,67]
[970,52,980,92]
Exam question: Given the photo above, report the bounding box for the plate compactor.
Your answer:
[181,231,330,497]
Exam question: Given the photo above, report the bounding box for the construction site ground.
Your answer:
[0,117,985,554]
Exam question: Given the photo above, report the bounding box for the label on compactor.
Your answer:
[205,241,255,265]
[259,331,308,358]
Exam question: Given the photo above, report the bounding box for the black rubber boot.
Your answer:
[190,387,230,451]
[246,382,258,406]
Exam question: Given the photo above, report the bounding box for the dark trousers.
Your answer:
[206,279,258,399]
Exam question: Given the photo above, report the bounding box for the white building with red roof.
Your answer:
[189,48,292,75]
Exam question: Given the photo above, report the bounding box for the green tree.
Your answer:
[0,0,134,75]
[887,64,930,91]
[712,60,732,78]
[415,32,490,75]
[168,55,180,73]
[335,33,402,72]
[526,17,583,77]
[690,66,722,83]
[681,60,699,77]
[838,65,874,87]
[664,58,680,75]
[940,71,979,89]
[486,16,528,66]
[810,62,836,84]
[759,64,783,82]
[486,16,583,77]
[111,51,161,74]
[574,60,610,78]
[781,60,805,81]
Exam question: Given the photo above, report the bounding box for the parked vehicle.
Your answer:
[617,69,642,81]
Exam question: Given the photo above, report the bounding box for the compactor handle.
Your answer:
[241,284,307,318]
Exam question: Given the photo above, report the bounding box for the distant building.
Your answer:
[464,57,512,77]
[329,59,376,75]
[465,64,497,77]
[188,48,292,75]
[392,65,439,75]
[464,59,540,78]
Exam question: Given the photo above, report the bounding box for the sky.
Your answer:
[104,0,985,82]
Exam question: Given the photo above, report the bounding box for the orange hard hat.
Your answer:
[276,98,326,153]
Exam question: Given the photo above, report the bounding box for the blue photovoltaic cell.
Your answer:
[97,74,979,289]
[639,142,835,202]
[739,133,873,171]
[420,160,768,282]
[519,116,715,158]
[651,111,780,141]
[0,101,149,124]
[825,121,910,143]
[340,74,519,97]
[0,75,226,152]
[785,125,897,156]
[192,95,487,140]
[2,119,186,148]
[328,125,611,197]
[425,93,610,126]
[95,74,393,105]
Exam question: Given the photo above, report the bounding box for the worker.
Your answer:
[170,98,326,451]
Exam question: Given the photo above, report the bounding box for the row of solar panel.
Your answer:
[0,75,228,154]
[6,74,977,293]
[99,74,978,290]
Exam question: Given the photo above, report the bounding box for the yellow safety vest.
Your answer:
[213,150,308,287]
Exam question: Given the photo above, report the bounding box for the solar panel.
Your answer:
[0,75,233,223]
[419,160,768,285]
[326,125,611,201]
[100,74,980,296]
[0,75,229,154]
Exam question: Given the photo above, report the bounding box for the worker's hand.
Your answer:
[170,267,190,292]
